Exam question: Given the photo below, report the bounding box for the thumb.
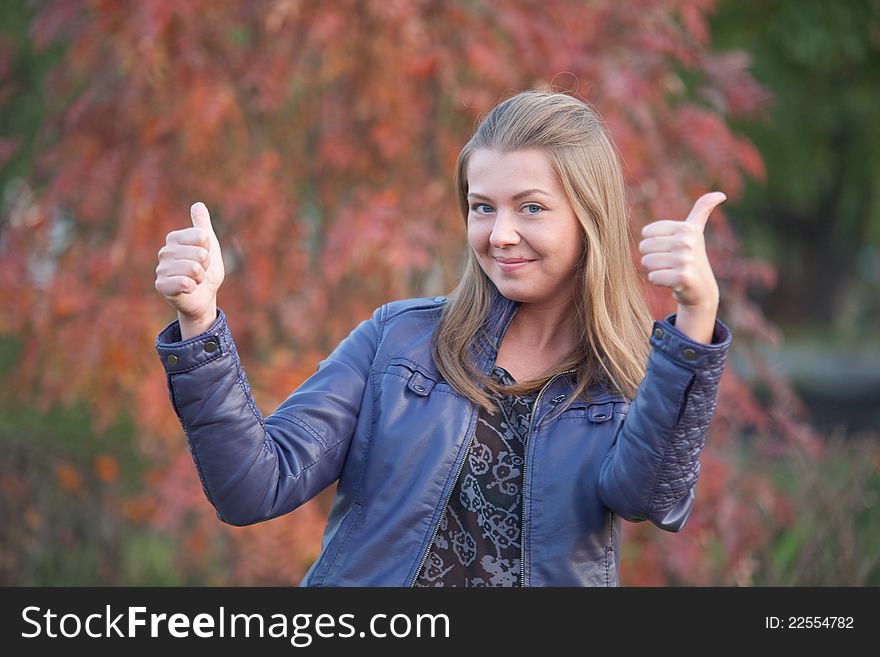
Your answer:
[685,192,726,231]
[190,201,215,235]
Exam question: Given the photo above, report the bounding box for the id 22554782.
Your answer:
[765,617,854,630]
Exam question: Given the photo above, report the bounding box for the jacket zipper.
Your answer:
[520,367,576,586]
[409,303,519,586]
[409,408,479,586]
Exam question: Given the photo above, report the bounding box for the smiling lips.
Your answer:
[495,257,534,272]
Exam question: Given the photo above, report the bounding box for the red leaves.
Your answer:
[93,453,120,483]
[54,461,83,494]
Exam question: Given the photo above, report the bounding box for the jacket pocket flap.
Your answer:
[588,402,615,423]
[407,370,436,396]
[387,357,438,396]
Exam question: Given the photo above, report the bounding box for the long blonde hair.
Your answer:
[431,89,653,414]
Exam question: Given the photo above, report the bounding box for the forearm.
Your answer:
[156,305,380,526]
[156,309,329,525]
[598,313,732,531]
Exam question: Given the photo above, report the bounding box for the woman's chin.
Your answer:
[492,282,535,303]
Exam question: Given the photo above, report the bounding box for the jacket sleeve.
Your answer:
[597,313,732,532]
[154,305,383,526]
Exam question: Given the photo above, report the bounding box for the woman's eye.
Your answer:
[470,203,493,214]
[523,204,543,214]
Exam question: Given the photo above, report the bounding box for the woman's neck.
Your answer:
[503,297,577,355]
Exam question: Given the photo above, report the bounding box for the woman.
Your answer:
[154,89,732,586]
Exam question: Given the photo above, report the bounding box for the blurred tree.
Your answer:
[0,2,63,179]
[0,0,819,585]
[711,0,880,333]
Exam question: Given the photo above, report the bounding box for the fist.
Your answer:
[154,202,225,321]
[638,192,725,310]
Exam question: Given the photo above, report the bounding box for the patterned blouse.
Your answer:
[414,365,536,587]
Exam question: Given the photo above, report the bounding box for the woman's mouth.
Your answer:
[495,258,534,272]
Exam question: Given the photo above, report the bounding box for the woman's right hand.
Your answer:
[155,202,225,325]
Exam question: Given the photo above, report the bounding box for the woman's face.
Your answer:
[466,148,585,308]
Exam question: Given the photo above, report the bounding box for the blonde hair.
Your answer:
[431,89,653,414]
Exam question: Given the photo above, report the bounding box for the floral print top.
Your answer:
[414,365,536,587]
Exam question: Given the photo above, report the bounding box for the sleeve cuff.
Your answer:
[649,313,732,369]
[155,308,227,374]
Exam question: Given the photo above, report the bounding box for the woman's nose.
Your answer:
[489,211,520,247]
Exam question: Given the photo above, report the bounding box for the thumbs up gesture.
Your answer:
[638,192,726,310]
[155,202,226,325]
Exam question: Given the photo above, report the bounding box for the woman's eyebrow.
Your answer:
[467,188,552,201]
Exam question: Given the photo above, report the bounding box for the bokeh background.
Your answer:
[1,0,878,586]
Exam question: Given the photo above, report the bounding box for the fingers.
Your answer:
[155,274,199,297]
[685,192,726,230]
[638,235,686,254]
[639,193,724,308]
[156,256,205,283]
[638,231,700,262]
[640,220,686,238]
[157,243,210,267]
[161,202,215,248]
[646,268,690,290]
[640,250,690,294]
[640,252,687,271]
[641,192,726,238]
[164,227,210,248]
[155,203,223,309]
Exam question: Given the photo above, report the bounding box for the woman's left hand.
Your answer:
[638,192,726,343]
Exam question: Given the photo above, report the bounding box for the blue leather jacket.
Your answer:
[155,293,732,586]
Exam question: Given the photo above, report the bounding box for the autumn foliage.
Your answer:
[0,0,821,585]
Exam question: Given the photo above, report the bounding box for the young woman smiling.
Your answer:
[154,89,732,586]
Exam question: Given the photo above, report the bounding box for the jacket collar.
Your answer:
[473,286,520,374]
